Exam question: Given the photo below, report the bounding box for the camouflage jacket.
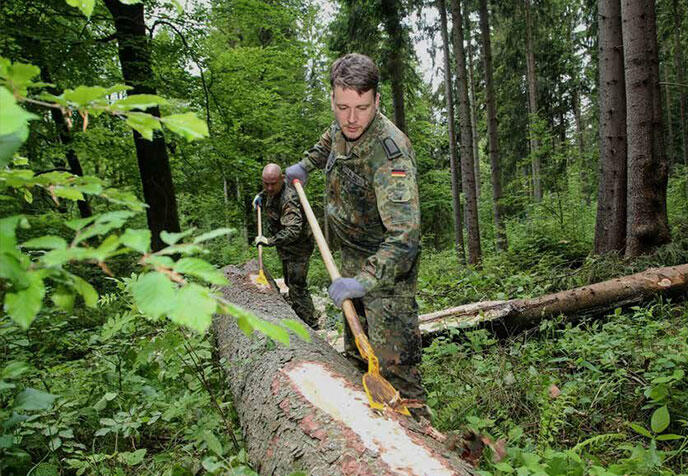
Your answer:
[258,184,314,259]
[299,111,420,292]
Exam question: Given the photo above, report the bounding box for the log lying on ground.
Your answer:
[419,263,688,334]
[213,261,475,476]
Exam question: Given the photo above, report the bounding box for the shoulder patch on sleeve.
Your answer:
[382,137,403,160]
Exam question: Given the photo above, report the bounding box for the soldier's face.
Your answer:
[331,86,379,140]
[262,174,283,197]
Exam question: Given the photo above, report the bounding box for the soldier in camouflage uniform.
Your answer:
[254,164,317,329]
[285,54,427,410]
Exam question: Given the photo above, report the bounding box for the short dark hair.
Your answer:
[330,53,379,95]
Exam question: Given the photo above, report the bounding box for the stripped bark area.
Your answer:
[213,261,475,476]
[419,264,688,334]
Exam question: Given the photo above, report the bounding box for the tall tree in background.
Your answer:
[594,0,627,254]
[450,0,482,265]
[438,0,466,263]
[104,0,181,251]
[524,0,542,201]
[380,0,408,132]
[479,0,507,251]
[673,0,688,166]
[464,8,481,198]
[621,0,671,257]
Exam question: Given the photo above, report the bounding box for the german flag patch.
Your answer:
[391,168,406,178]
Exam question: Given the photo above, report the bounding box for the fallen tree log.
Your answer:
[419,263,688,334]
[213,261,476,476]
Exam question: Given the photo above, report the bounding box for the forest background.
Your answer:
[1,0,688,474]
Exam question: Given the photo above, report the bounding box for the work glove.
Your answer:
[328,277,366,307]
[254,235,272,247]
[252,194,262,209]
[285,163,308,186]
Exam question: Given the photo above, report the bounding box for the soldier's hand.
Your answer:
[328,278,366,307]
[252,194,262,209]
[285,163,308,186]
[254,235,271,247]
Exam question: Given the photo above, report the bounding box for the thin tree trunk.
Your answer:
[525,0,542,201]
[380,0,407,133]
[450,0,482,266]
[621,0,671,257]
[214,262,477,476]
[104,0,181,251]
[571,85,591,203]
[673,0,688,166]
[464,8,481,199]
[664,61,675,163]
[478,0,507,251]
[419,263,688,334]
[439,0,466,263]
[594,0,627,255]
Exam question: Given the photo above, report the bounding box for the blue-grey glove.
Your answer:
[328,278,366,307]
[285,163,308,186]
[252,193,262,209]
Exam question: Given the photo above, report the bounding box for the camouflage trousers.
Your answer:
[340,246,426,402]
[281,256,317,329]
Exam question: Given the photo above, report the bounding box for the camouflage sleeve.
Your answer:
[269,193,305,247]
[299,126,332,172]
[354,148,420,292]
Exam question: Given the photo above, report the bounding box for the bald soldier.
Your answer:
[253,164,317,329]
[284,54,428,418]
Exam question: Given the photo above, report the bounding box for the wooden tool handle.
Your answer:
[256,204,264,270]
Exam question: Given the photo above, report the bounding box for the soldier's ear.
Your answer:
[374,92,380,108]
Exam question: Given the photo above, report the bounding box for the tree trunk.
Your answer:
[673,0,688,166]
[213,262,476,476]
[439,0,466,263]
[450,0,482,266]
[478,0,507,252]
[594,0,627,254]
[525,0,542,201]
[104,0,181,251]
[380,0,407,133]
[664,61,675,163]
[464,8,481,199]
[418,263,688,334]
[621,0,671,257]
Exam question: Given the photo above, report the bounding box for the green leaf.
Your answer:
[0,129,28,167]
[0,87,37,136]
[251,316,290,345]
[117,449,147,466]
[629,422,653,438]
[193,228,235,243]
[280,319,311,342]
[4,271,45,328]
[0,253,29,286]
[656,433,683,441]
[63,85,107,106]
[167,283,216,333]
[51,286,75,312]
[15,387,57,410]
[72,275,98,307]
[160,228,195,245]
[1,62,41,95]
[203,430,223,456]
[173,258,228,285]
[130,272,176,319]
[2,361,29,379]
[120,228,151,254]
[161,112,209,141]
[651,405,670,434]
[64,0,95,17]
[53,187,84,201]
[94,234,121,261]
[114,94,168,111]
[65,215,97,231]
[21,235,67,250]
[125,112,162,141]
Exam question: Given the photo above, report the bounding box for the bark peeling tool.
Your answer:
[293,179,410,416]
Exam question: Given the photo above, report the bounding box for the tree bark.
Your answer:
[439,0,466,263]
[104,0,181,251]
[524,0,542,202]
[213,262,476,476]
[673,0,688,166]
[418,263,688,334]
[464,7,481,199]
[478,0,507,251]
[380,0,407,133]
[450,0,482,266]
[664,61,675,163]
[621,0,671,257]
[594,0,627,254]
